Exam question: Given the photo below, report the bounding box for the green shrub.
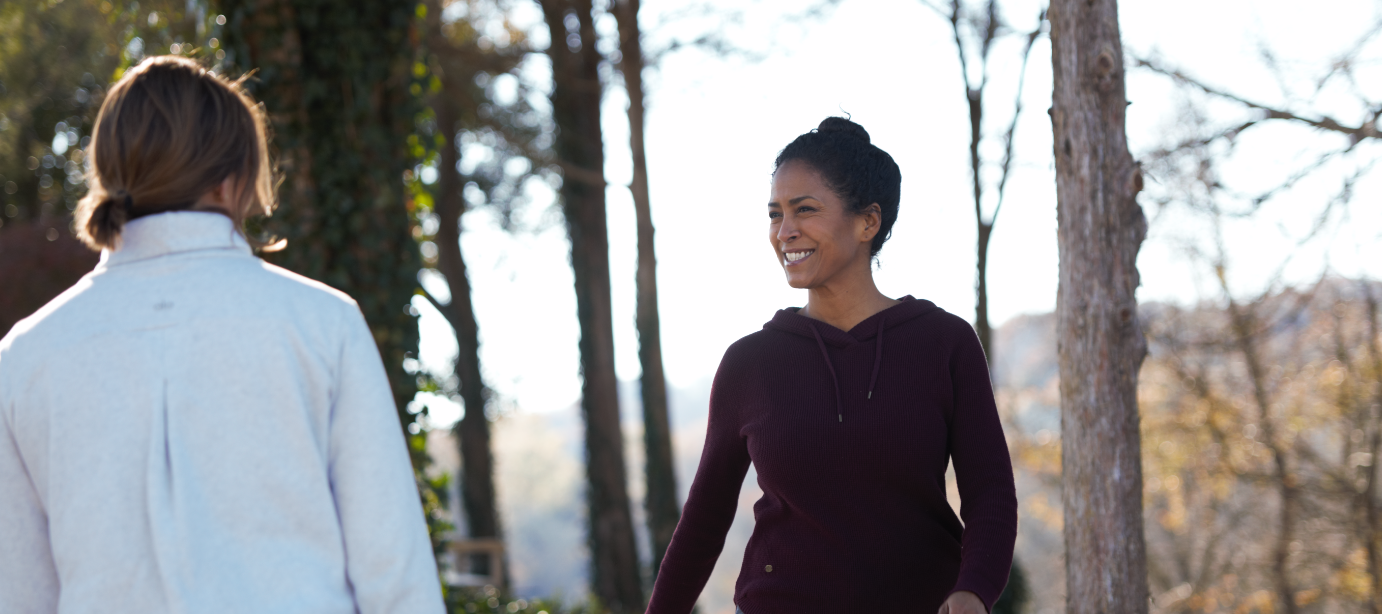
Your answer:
[445,586,599,614]
[992,559,1030,614]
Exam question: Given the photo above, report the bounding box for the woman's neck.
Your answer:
[801,267,897,332]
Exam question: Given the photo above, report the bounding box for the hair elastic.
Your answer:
[105,190,134,215]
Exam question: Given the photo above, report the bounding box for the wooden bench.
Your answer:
[447,537,506,590]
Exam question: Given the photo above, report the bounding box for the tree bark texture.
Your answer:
[1049,0,1150,611]
[431,93,504,579]
[612,0,680,582]
[539,1,645,610]
[221,0,424,454]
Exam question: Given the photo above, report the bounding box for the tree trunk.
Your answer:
[612,0,680,582]
[975,219,993,362]
[966,85,994,363]
[1363,284,1382,614]
[1224,296,1298,614]
[221,0,425,455]
[1049,0,1150,611]
[431,92,504,580]
[539,1,645,611]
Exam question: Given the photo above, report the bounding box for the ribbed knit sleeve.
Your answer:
[645,347,752,614]
[945,327,1019,610]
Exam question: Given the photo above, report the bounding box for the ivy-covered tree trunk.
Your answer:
[540,0,645,611]
[612,0,679,582]
[1048,0,1150,611]
[219,0,425,458]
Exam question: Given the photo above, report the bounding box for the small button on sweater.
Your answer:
[646,297,1017,614]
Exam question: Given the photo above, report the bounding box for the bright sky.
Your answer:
[418,0,1382,424]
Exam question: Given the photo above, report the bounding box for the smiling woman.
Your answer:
[646,117,1017,614]
[768,117,900,329]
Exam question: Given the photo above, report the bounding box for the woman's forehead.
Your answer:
[771,164,833,202]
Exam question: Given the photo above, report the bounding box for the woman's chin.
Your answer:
[783,271,814,289]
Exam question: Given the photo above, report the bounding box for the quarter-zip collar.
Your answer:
[764,296,940,422]
[99,211,250,268]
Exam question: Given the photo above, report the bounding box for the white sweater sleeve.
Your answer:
[328,309,445,614]
[0,398,60,613]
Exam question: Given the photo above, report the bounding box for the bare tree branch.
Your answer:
[1135,57,1380,143]
[918,0,948,18]
[1224,145,1355,218]
[990,5,1045,224]
[1290,156,1378,247]
[1140,119,1260,165]
[1313,16,1382,97]
[420,286,461,332]
[642,1,769,65]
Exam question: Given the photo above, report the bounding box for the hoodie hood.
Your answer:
[763,296,941,423]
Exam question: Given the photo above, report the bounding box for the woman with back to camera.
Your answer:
[0,56,443,613]
[646,118,1017,614]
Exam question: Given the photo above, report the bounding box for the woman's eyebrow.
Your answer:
[768,195,822,207]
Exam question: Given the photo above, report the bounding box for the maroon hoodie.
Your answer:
[646,296,1017,614]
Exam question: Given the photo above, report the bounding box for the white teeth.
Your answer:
[784,250,813,263]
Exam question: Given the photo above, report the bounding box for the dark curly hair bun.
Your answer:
[774,116,901,257]
[816,116,871,144]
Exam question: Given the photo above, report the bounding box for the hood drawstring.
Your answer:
[808,322,844,423]
[868,316,885,400]
[809,316,887,423]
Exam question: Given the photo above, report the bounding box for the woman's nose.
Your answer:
[777,217,799,242]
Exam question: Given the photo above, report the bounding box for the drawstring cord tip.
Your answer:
[838,414,842,422]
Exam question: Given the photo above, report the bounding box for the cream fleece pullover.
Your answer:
[0,212,443,614]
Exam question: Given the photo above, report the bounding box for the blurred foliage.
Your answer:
[0,0,111,334]
[412,0,554,241]
[0,0,226,223]
[1138,279,1382,612]
[0,0,115,227]
[409,0,556,581]
[445,585,598,614]
[0,0,227,335]
[409,0,551,297]
[991,560,1030,614]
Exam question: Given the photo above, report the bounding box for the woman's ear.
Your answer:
[860,203,883,241]
[219,175,236,200]
[220,175,248,216]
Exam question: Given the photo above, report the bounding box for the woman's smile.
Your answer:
[782,248,815,266]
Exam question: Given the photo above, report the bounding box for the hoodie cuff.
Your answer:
[945,585,995,614]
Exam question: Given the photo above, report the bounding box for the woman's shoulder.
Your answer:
[252,260,360,312]
[710,327,789,383]
[883,300,985,362]
[0,270,105,363]
[888,299,976,337]
[721,328,773,363]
